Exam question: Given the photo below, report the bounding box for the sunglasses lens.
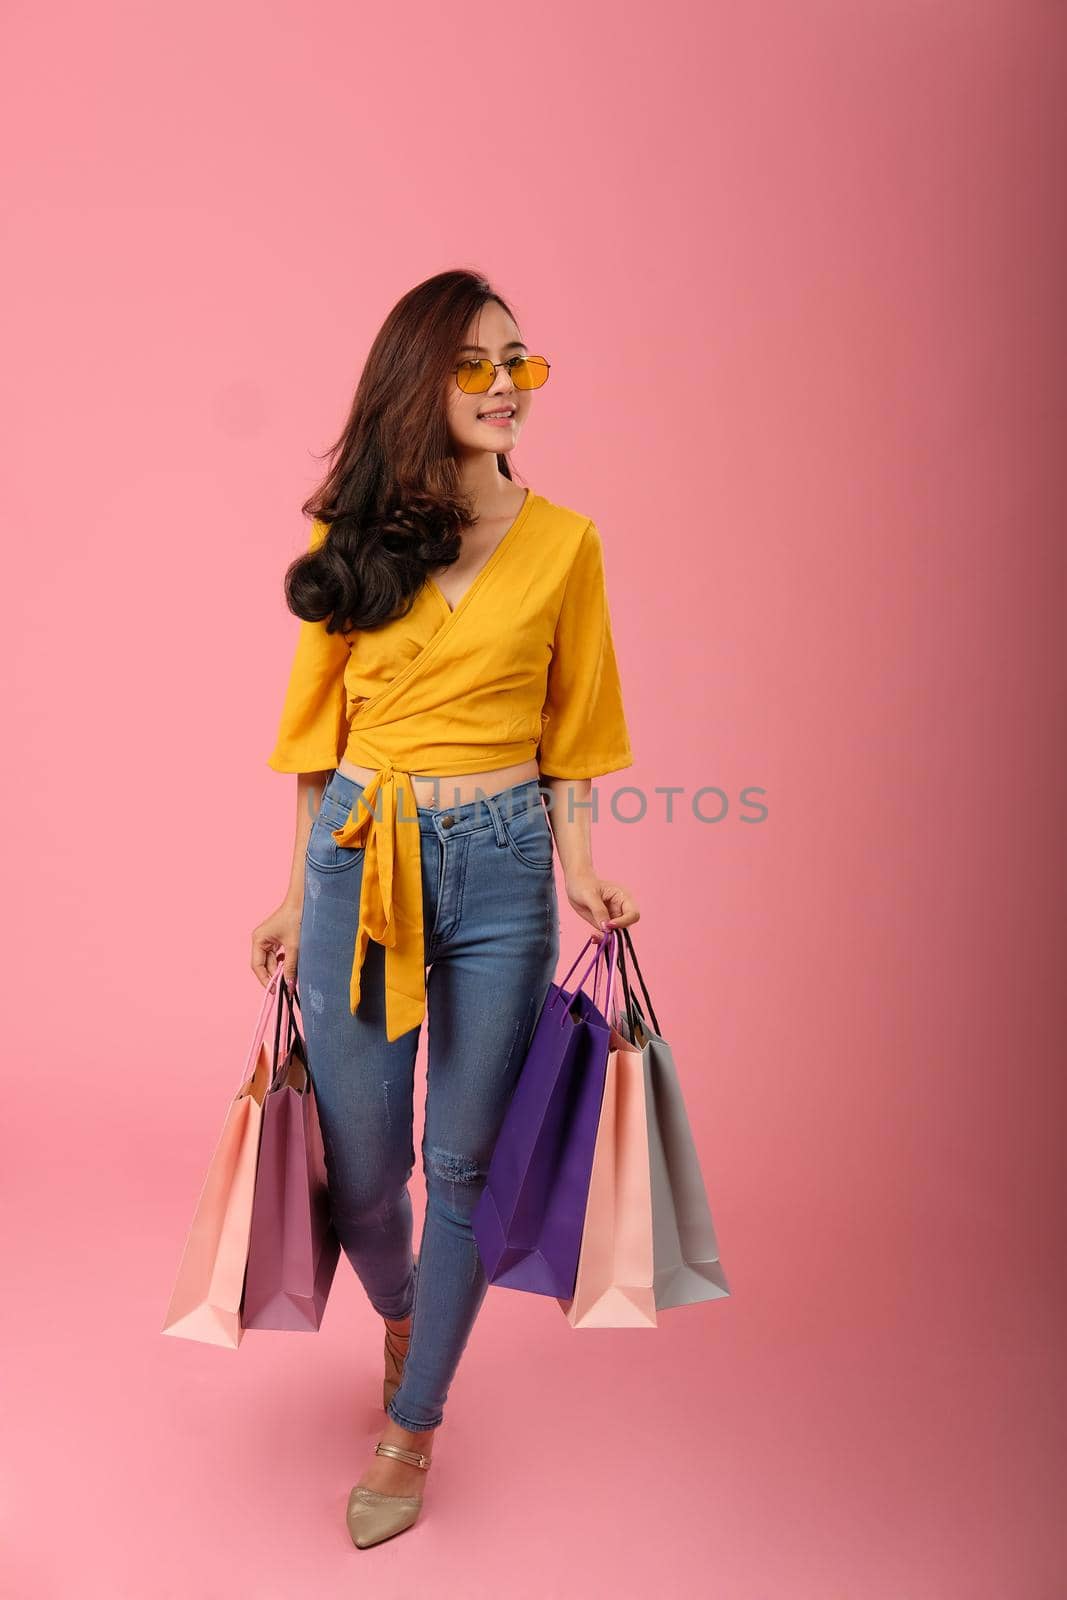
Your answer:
[511,356,549,390]
[456,359,495,393]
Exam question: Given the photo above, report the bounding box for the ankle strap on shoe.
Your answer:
[375,1441,432,1470]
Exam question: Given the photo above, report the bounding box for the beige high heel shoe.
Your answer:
[346,1441,432,1549]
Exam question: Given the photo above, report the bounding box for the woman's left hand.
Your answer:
[564,869,640,933]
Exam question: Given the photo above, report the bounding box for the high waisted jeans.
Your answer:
[297,770,560,1432]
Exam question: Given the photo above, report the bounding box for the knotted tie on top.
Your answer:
[327,758,426,1043]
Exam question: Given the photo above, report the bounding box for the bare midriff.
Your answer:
[336,755,541,809]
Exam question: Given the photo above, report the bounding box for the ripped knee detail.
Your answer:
[424,1145,484,1184]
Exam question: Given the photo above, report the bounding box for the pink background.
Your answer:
[3,2,1064,1595]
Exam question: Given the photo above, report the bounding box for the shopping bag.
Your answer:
[161,966,286,1348]
[557,981,658,1328]
[241,977,341,1331]
[472,930,619,1298]
[617,926,731,1308]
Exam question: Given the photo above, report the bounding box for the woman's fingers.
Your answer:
[252,909,302,986]
[251,936,276,985]
[596,883,640,929]
[569,878,640,931]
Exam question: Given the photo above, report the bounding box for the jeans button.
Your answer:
[440,813,455,828]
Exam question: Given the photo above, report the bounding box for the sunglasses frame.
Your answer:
[453,354,551,394]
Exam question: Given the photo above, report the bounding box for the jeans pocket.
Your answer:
[306,792,365,873]
[500,803,555,871]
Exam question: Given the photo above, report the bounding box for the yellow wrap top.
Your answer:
[267,488,633,1040]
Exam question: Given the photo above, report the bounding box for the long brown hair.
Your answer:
[283,269,523,634]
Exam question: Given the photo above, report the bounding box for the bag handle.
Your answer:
[616,926,661,1037]
[555,931,598,994]
[591,927,620,1018]
[617,933,637,1032]
[241,962,289,1085]
[555,929,608,998]
[549,928,618,1024]
[284,974,304,1031]
[270,973,299,1085]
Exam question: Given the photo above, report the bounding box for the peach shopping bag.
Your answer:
[557,978,658,1329]
[161,966,286,1348]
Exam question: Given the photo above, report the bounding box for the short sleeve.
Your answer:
[537,519,634,779]
[266,520,351,774]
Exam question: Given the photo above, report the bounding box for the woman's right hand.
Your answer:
[251,903,302,988]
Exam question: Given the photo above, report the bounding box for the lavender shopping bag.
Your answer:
[241,977,341,1331]
[472,931,618,1299]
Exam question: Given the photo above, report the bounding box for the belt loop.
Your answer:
[482,790,509,848]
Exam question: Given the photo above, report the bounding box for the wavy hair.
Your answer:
[283,269,523,634]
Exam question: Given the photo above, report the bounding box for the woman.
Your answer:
[251,268,640,1549]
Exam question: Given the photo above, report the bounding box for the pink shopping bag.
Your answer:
[161,967,286,1348]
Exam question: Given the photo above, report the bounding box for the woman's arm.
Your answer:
[251,771,331,985]
[541,775,640,934]
[536,520,639,934]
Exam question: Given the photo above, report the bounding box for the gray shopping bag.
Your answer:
[617,928,731,1309]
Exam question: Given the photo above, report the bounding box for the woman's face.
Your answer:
[445,301,533,458]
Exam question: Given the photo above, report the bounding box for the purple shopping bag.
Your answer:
[472,930,619,1298]
[241,977,341,1331]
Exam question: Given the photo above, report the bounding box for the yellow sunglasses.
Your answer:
[453,355,551,394]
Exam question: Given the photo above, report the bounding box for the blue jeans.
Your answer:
[298,770,560,1432]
